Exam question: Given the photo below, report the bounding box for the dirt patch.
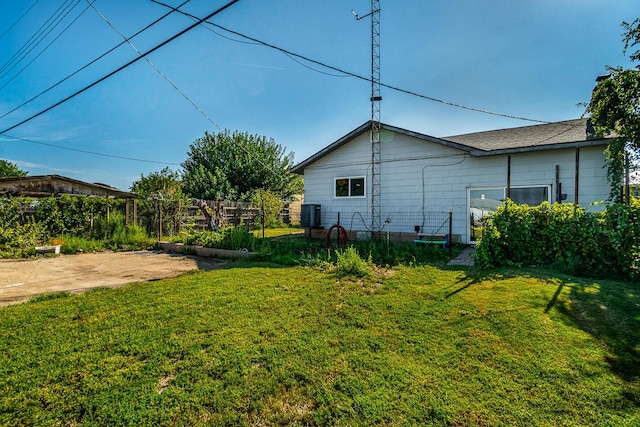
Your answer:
[0,251,226,306]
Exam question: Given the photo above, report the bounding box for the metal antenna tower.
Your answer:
[353,0,381,236]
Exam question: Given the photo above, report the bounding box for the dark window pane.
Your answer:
[351,178,365,196]
[335,179,349,197]
[510,187,548,206]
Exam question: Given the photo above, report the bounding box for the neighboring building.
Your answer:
[0,175,135,199]
[291,118,612,244]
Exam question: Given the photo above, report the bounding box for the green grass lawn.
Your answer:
[0,263,638,426]
[251,227,304,238]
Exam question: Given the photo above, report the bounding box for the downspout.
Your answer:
[555,165,561,203]
[506,155,511,200]
[574,147,580,206]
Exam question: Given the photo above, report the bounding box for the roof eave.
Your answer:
[0,174,136,198]
[291,121,477,174]
[470,137,611,156]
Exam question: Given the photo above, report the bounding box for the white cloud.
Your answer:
[1,157,85,175]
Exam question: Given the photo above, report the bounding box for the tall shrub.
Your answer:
[476,200,639,279]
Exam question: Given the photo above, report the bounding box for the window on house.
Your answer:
[335,177,365,198]
[510,186,549,206]
[468,185,551,242]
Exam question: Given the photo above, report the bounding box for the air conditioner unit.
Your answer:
[300,204,321,228]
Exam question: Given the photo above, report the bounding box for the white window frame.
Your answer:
[334,176,366,198]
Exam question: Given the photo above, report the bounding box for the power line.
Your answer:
[88,1,222,131]
[0,0,74,74]
[3,0,293,191]
[3,0,292,186]
[0,0,43,42]
[95,1,294,190]
[0,0,241,136]
[0,0,82,79]
[151,0,553,125]
[0,134,182,166]
[0,0,190,121]
[0,0,95,92]
[151,0,348,78]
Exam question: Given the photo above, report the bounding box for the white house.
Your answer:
[291,118,612,244]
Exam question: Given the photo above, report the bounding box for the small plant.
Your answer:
[49,237,65,246]
[57,235,104,254]
[251,189,285,229]
[334,246,373,278]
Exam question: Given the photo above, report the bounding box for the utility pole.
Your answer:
[353,1,381,238]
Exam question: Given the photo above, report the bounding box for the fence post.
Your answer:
[159,203,163,242]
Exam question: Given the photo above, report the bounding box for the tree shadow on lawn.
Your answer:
[553,277,640,386]
[443,268,516,299]
[451,267,639,393]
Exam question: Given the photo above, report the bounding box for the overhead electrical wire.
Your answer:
[0,0,241,136]
[0,0,82,79]
[0,1,580,171]
[0,0,191,121]
[0,0,43,42]
[0,0,96,92]
[3,0,293,190]
[95,0,294,188]
[0,0,75,74]
[0,134,181,166]
[150,0,554,125]
[2,0,572,133]
[88,0,223,131]
[150,0,347,78]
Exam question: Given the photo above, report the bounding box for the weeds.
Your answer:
[334,246,373,278]
[57,235,105,254]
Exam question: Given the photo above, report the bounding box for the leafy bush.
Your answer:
[33,195,119,238]
[0,218,45,258]
[0,196,155,257]
[184,227,259,251]
[476,200,640,280]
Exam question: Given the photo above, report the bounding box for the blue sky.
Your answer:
[0,0,637,190]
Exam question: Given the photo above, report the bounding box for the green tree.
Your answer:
[586,18,640,202]
[0,159,27,177]
[252,188,285,229]
[181,130,303,201]
[130,167,188,237]
[130,167,183,197]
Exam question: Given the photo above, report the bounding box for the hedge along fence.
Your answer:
[0,195,129,238]
[475,200,640,280]
[0,195,301,243]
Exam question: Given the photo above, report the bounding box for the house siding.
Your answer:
[301,128,609,243]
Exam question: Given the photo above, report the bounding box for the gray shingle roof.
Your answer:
[443,118,606,152]
[291,118,613,174]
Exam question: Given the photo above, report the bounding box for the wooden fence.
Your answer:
[184,197,302,231]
